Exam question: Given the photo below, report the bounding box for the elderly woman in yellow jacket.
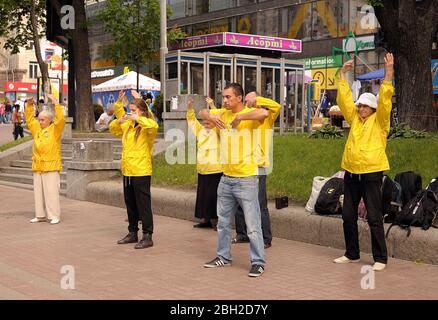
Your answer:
[187,98,222,229]
[334,53,395,271]
[110,90,158,249]
[25,95,65,225]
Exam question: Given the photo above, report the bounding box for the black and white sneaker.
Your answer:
[203,257,231,268]
[248,264,265,277]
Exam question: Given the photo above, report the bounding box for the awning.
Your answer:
[357,68,384,81]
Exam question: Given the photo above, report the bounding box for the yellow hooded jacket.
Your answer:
[337,79,395,174]
[253,96,281,169]
[109,100,158,176]
[186,108,222,175]
[25,103,65,173]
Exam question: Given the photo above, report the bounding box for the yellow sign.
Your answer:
[123,66,130,74]
[311,67,339,90]
[237,17,251,34]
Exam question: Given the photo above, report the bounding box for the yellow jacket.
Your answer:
[337,79,394,174]
[25,103,65,173]
[186,108,222,175]
[253,97,281,169]
[109,100,158,176]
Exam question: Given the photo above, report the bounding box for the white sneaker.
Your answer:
[333,256,360,264]
[50,219,60,225]
[373,262,386,271]
[30,217,47,223]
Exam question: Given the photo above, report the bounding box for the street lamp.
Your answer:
[160,0,167,112]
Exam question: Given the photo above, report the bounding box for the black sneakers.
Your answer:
[203,257,231,268]
[248,264,265,277]
[117,232,138,244]
[135,234,153,249]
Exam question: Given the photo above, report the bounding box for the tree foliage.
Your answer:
[96,0,185,68]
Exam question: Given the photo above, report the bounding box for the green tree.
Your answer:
[0,0,51,100]
[368,0,438,131]
[96,0,185,90]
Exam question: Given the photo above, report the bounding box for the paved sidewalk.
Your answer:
[1,184,438,300]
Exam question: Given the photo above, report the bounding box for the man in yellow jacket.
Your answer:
[200,83,270,277]
[334,53,395,271]
[25,95,65,225]
[233,92,281,249]
[110,90,158,249]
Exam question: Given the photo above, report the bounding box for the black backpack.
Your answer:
[314,177,344,215]
[385,189,438,238]
[381,175,403,223]
[426,177,438,194]
[394,171,422,206]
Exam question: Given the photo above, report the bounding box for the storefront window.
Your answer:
[167,62,178,80]
[244,67,257,93]
[236,14,257,34]
[256,9,278,37]
[190,63,204,94]
[168,0,186,19]
[195,0,209,15]
[210,0,235,12]
[181,62,188,94]
[210,19,231,33]
[193,22,210,35]
[349,0,379,35]
[236,0,256,6]
[286,3,312,41]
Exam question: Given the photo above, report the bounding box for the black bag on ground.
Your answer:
[381,175,403,223]
[394,171,422,206]
[426,177,438,194]
[314,177,344,215]
[385,189,438,238]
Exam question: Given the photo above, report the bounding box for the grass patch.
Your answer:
[152,134,438,204]
[0,136,32,152]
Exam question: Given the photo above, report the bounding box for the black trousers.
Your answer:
[13,123,24,140]
[123,176,153,234]
[235,174,272,245]
[343,171,388,264]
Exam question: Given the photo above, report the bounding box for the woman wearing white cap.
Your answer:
[334,53,394,271]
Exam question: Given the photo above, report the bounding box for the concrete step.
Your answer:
[0,180,66,196]
[0,173,67,189]
[0,166,66,179]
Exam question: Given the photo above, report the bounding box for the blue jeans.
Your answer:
[216,175,266,266]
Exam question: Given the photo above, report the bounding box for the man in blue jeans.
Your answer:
[200,83,269,277]
[233,92,281,249]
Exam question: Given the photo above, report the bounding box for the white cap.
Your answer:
[355,92,378,109]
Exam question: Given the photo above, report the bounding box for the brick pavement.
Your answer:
[1,184,438,300]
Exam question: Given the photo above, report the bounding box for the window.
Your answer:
[210,0,235,12]
[256,9,278,37]
[168,0,186,19]
[195,0,209,15]
[29,62,39,79]
[167,62,178,80]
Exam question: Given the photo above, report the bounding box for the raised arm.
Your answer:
[186,99,203,136]
[24,98,40,137]
[376,53,395,130]
[336,60,357,124]
[114,90,126,119]
[254,96,281,124]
